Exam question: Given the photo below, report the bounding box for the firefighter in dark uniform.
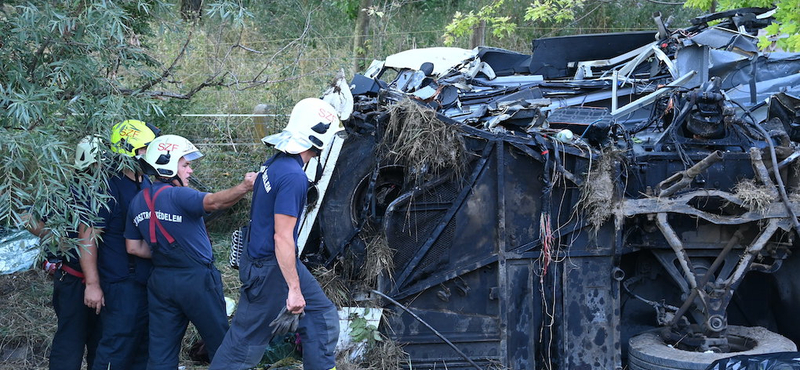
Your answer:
[85,120,160,370]
[124,134,256,370]
[210,98,341,370]
[26,136,103,370]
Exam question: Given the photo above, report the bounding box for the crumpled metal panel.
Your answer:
[562,251,622,369]
[690,27,759,54]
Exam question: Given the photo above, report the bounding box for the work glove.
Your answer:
[269,307,305,337]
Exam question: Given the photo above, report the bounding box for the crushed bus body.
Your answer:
[304,7,800,370]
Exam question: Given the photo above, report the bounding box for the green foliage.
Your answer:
[192,0,353,112]
[206,0,254,26]
[443,0,517,46]
[0,0,171,245]
[685,0,800,51]
[329,0,361,20]
[524,0,588,23]
[683,0,713,8]
[349,313,382,345]
[765,1,800,51]
[0,0,360,237]
[442,0,697,50]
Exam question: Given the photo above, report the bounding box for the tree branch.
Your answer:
[136,30,194,93]
[118,9,326,102]
[252,17,310,82]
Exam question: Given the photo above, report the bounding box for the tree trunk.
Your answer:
[352,0,374,75]
[470,20,486,49]
[181,0,203,21]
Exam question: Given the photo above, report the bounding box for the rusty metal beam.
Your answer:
[622,191,800,224]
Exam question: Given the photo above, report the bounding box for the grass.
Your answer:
[0,270,53,370]
[732,178,775,214]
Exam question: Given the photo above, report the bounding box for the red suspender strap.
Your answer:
[143,187,176,245]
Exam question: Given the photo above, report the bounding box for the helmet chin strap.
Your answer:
[156,176,184,187]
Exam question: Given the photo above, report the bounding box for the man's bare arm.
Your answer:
[274,213,306,314]
[78,223,104,314]
[126,239,151,258]
[203,172,257,212]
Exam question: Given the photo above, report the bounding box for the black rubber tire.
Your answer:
[318,133,378,260]
[628,326,797,370]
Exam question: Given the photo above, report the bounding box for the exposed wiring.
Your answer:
[667,93,697,169]
[631,95,670,134]
[539,213,554,282]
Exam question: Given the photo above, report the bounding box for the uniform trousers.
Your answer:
[209,248,339,370]
[50,268,101,370]
[91,277,149,370]
[146,242,228,370]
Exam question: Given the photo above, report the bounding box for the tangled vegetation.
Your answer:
[578,151,620,230]
[383,99,467,185]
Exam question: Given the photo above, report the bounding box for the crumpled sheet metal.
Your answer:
[705,352,800,370]
[690,27,759,54]
[0,228,40,274]
[384,47,477,77]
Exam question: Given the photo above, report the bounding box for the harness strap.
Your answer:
[143,186,176,245]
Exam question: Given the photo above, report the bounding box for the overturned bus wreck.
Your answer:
[302,7,800,370]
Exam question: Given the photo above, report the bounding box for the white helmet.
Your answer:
[141,134,203,178]
[74,135,102,170]
[262,98,343,154]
